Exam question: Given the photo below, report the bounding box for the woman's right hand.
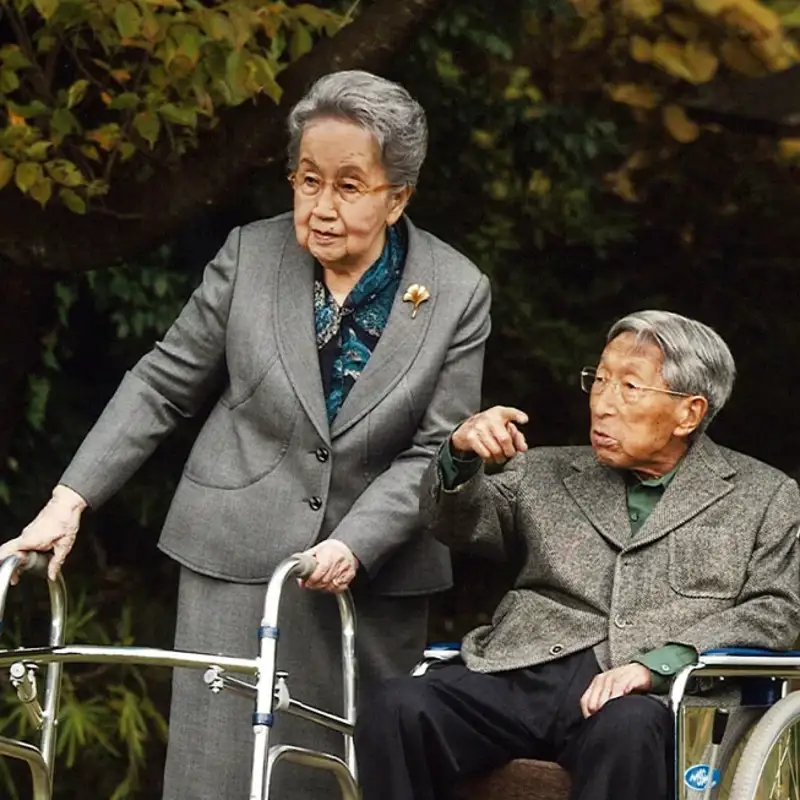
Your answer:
[0,485,87,583]
[451,406,530,464]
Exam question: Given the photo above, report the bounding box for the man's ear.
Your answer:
[674,396,709,438]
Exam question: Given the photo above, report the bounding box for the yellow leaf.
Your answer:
[0,155,14,190]
[752,33,798,70]
[7,109,25,127]
[471,129,496,149]
[622,0,662,20]
[630,36,653,63]
[607,83,660,109]
[653,38,694,81]
[694,0,727,14]
[666,13,701,39]
[720,38,767,75]
[683,41,719,83]
[663,104,700,143]
[605,170,640,202]
[725,0,781,38]
[571,15,605,50]
[15,161,43,193]
[778,138,800,158]
[59,188,86,214]
[528,170,551,196]
[29,177,53,207]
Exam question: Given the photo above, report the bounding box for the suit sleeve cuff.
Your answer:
[440,440,482,490]
[634,644,698,694]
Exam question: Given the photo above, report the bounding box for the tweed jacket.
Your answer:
[420,436,800,671]
[60,213,491,594]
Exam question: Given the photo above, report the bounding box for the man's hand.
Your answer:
[300,539,359,594]
[451,406,529,464]
[580,663,653,718]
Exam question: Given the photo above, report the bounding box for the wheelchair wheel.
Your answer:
[728,691,800,800]
[712,707,766,798]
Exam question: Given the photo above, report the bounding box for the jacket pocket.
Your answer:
[668,525,749,600]
[183,358,298,489]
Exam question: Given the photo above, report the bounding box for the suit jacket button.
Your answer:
[308,496,323,511]
[315,447,330,463]
[549,644,564,656]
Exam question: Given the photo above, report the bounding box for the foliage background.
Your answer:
[2,0,800,795]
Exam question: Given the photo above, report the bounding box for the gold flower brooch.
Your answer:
[403,284,431,318]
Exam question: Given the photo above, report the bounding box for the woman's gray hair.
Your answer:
[607,310,736,434]
[287,70,428,187]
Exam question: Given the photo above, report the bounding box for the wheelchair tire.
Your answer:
[710,707,765,798]
[728,691,800,800]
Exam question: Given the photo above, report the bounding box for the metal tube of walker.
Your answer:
[249,553,358,800]
[0,553,67,791]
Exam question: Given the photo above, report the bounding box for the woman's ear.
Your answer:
[386,186,413,225]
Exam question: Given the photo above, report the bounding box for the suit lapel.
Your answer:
[563,453,630,550]
[274,229,331,445]
[625,436,735,551]
[330,218,438,439]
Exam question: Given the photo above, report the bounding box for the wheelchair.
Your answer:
[2,552,800,800]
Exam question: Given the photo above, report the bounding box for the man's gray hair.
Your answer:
[607,310,736,434]
[287,70,428,187]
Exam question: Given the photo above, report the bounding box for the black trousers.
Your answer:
[355,650,674,800]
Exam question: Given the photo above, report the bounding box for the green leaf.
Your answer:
[87,123,121,151]
[50,108,79,136]
[119,141,137,160]
[0,155,15,190]
[207,12,235,43]
[108,92,140,110]
[29,176,53,206]
[7,99,48,118]
[59,187,86,214]
[0,45,31,70]
[15,161,43,193]
[115,1,142,38]
[46,158,83,187]
[66,79,89,109]
[133,110,160,146]
[0,69,20,94]
[32,0,59,19]
[25,140,52,161]
[294,3,336,29]
[290,25,314,61]
[158,103,197,127]
[172,23,203,63]
[26,374,50,430]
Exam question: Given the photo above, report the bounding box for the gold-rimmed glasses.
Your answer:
[288,170,398,205]
[580,366,695,405]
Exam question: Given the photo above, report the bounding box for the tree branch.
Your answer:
[0,0,451,272]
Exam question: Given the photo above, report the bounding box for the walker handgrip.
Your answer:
[291,553,318,580]
[18,552,50,577]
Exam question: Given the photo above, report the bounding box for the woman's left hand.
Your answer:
[300,540,359,593]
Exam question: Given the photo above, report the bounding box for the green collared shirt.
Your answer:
[439,444,697,690]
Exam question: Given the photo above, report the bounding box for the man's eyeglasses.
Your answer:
[580,367,694,406]
[288,170,398,205]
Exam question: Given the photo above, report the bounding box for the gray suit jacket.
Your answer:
[421,436,800,671]
[61,214,491,594]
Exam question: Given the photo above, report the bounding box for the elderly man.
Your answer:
[355,310,800,800]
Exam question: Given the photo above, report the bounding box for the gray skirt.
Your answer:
[162,566,428,800]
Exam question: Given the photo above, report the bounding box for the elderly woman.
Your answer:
[0,71,491,799]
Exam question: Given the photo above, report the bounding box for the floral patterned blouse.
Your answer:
[314,222,408,424]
